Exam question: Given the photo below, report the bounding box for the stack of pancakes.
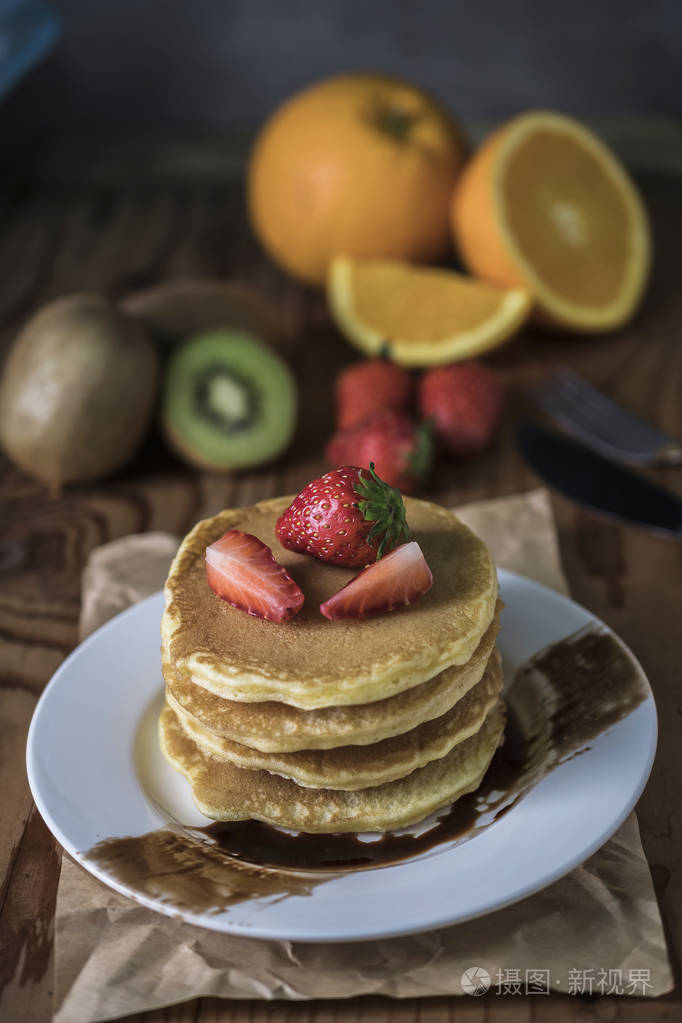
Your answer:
[160,496,504,833]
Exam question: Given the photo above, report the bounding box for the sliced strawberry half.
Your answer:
[205,530,304,623]
[320,541,432,621]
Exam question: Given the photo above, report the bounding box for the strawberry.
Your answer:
[276,464,408,568]
[320,541,433,620]
[418,362,502,457]
[205,530,304,623]
[325,411,432,494]
[335,358,413,430]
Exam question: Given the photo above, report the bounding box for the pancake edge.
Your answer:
[159,698,506,833]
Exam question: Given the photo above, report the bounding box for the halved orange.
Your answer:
[451,112,651,332]
[327,257,531,366]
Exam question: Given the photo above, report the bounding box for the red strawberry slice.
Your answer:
[205,530,304,623]
[320,541,432,621]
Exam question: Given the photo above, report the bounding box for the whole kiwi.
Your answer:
[0,294,159,488]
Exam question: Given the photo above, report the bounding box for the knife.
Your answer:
[517,420,682,540]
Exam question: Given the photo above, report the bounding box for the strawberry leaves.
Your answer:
[354,463,409,559]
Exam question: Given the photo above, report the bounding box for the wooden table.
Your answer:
[1,141,680,1022]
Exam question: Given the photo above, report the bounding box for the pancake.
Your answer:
[164,605,500,752]
[162,496,497,709]
[159,698,505,833]
[169,649,503,790]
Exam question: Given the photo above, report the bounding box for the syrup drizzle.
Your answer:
[86,626,648,912]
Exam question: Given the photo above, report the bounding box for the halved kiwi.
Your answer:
[161,329,297,471]
[121,279,294,355]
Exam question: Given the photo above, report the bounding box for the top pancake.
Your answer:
[162,496,497,709]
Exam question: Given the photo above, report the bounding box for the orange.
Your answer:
[247,74,466,286]
[451,111,651,332]
[327,257,532,366]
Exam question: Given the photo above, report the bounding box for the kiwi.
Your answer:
[0,294,158,488]
[121,278,295,356]
[161,329,297,471]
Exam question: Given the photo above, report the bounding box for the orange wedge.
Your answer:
[451,111,651,332]
[327,257,531,366]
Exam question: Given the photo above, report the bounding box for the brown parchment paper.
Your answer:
[53,489,673,1022]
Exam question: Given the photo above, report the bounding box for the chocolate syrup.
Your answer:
[193,707,529,869]
[86,626,648,911]
[85,829,328,914]
[189,625,648,871]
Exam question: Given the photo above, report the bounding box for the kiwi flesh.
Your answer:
[161,329,297,470]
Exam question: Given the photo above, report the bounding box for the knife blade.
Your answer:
[517,420,682,539]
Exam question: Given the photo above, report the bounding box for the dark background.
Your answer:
[4,0,682,141]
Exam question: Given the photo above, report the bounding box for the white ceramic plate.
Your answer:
[26,570,657,942]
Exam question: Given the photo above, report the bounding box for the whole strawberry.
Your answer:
[419,362,502,457]
[335,358,413,430]
[325,411,432,494]
[276,464,409,568]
